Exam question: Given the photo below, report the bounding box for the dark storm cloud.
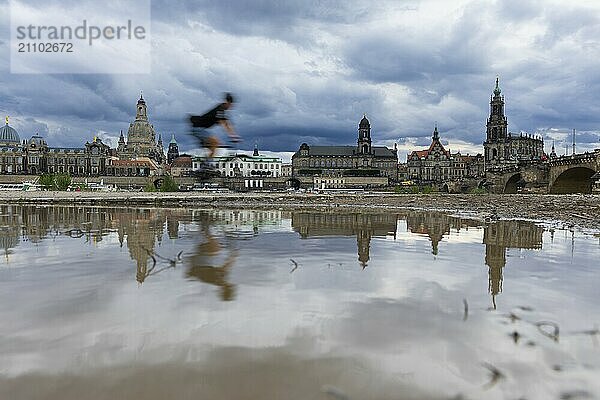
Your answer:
[2,0,600,155]
[151,0,419,41]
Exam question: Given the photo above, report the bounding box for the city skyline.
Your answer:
[2,0,600,162]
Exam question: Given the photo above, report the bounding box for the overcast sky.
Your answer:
[2,0,600,162]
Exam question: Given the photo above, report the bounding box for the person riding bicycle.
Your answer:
[190,93,241,161]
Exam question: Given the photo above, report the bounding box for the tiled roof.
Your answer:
[295,145,396,158]
[172,156,192,167]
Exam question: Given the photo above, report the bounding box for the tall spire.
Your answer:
[550,140,557,158]
[432,123,439,140]
[494,76,501,96]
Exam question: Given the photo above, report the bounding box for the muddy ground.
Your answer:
[1,191,599,231]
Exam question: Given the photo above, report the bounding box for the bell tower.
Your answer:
[484,77,509,164]
[357,114,371,154]
[136,92,148,122]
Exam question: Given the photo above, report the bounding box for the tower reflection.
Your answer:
[483,220,543,308]
[0,205,547,307]
[291,212,398,268]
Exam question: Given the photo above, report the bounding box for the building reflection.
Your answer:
[114,208,167,284]
[402,212,545,308]
[483,220,543,308]
[404,211,481,255]
[0,205,546,306]
[0,205,192,284]
[291,212,398,268]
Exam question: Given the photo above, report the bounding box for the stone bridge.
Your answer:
[548,150,600,194]
[484,164,549,194]
[483,149,600,194]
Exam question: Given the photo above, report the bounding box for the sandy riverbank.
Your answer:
[1,191,599,231]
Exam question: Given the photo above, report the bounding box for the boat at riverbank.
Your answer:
[0,181,42,191]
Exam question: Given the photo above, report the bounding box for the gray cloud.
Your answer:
[1,0,600,156]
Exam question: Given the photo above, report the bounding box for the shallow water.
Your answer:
[0,205,598,400]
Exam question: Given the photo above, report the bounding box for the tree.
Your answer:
[38,173,71,191]
[159,175,179,192]
[54,174,72,191]
[39,174,54,190]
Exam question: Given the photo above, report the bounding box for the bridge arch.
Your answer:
[549,166,595,194]
[503,173,524,194]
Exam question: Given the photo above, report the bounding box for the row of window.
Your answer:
[0,157,23,163]
[217,162,280,170]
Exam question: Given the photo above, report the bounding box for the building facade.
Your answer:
[171,155,192,177]
[0,117,113,176]
[0,117,24,174]
[1,96,169,178]
[407,126,484,183]
[291,115,398,182]
[192,148,283,179]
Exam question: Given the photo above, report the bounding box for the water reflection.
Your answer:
[186,211,238,301]
[0,205,553,306]
[0,204,599,399]
[292,212,398,268]
[483,221,544,309]
[405,212,481,255]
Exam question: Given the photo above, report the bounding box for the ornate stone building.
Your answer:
[116,94,165,164]
[1,95,168,178]
[0,117,24,174]
[484,78,544,169]
[0,116,112,176]
[407,126,484,183]
[291,115,398,181]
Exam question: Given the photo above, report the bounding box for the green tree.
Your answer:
[54,174,72,191]
[159,175,179,192]
[39,174,55,190]
[144,182,158,192]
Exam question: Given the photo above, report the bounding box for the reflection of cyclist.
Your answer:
[186,217,237,301]
[189,93,241,160]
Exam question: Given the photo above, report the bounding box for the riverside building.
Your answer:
[291,115,398,182]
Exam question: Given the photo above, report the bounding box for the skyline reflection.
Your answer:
[0,205,598,399]
[0,205,554,305]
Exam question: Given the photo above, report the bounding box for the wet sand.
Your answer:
[1,191,599,231]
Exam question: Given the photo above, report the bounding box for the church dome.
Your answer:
[0,118,20,144]
[359,114,370,128]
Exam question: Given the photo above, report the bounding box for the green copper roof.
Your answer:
[494,77,501,96]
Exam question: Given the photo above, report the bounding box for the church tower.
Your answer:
[358,114,371,154]
[124,92,158,161]
[136,93,148,121]
[167,134,179,164]
[484,78,509,165]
